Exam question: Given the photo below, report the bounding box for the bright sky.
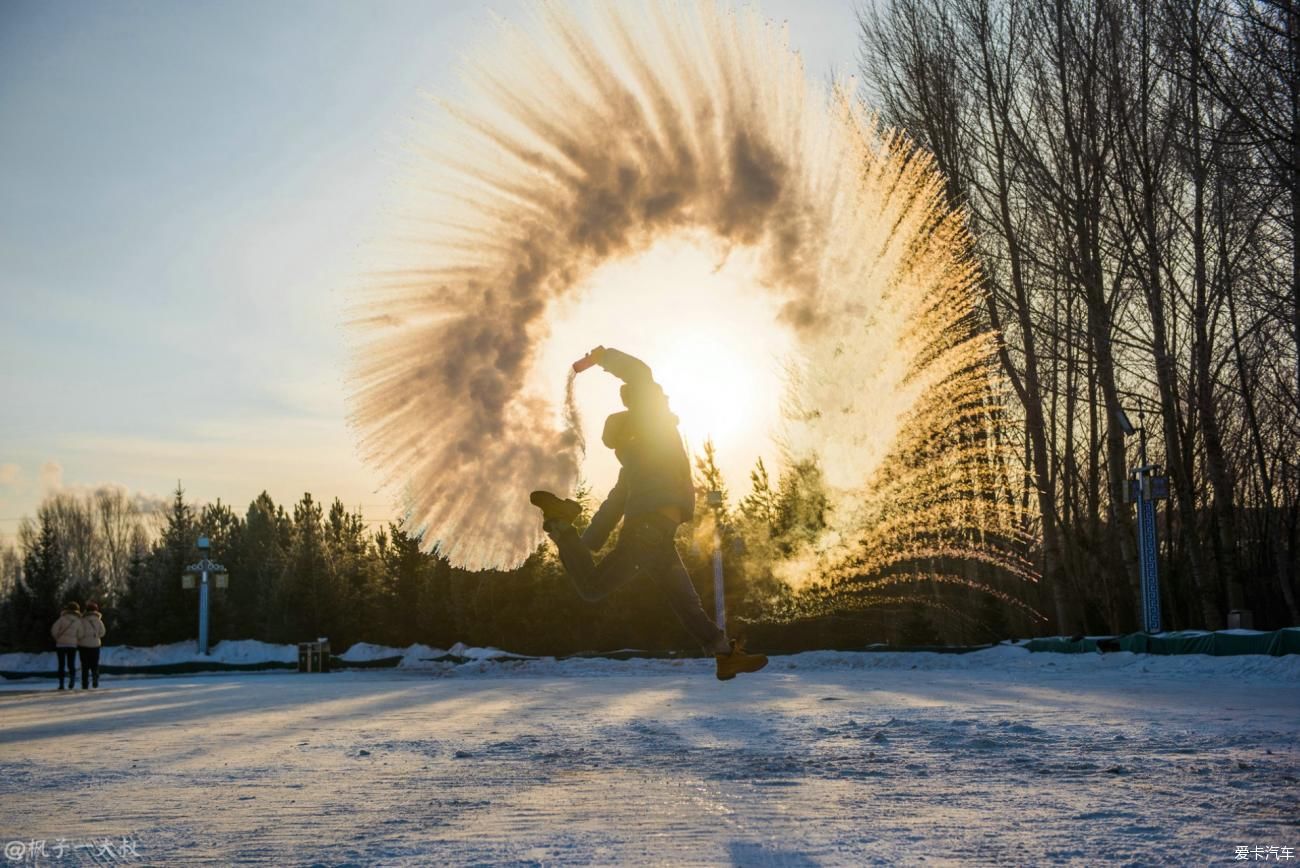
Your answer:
[0,0,863,543]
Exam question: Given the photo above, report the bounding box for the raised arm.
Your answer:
[595,347,655,386]
[573,346,655,385]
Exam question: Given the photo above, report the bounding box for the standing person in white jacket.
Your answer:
[50,602,82,690]
[76,602,106,689]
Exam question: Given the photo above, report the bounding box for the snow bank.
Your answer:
[0,640,298,672]
[766,644,1300,681]
[4,639,1299,681]
[106,639,299,667]
[384,642,1298,682]
[0,651,51,673]
[446,642,516,660]
[396,644,446,668]
[336,642,406,662]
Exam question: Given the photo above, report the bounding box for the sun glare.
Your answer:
[531,233,796,496]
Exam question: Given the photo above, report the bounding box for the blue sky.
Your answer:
[0,0,863,542]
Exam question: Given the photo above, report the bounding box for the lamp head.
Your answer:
[1116,408,1135,437]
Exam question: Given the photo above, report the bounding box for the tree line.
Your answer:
[1,443,991,654]
[860,0,1299,632]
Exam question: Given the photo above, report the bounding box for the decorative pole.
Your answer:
[184,536,227,656]
[707,490,726,631]
[1119,407,1168,634]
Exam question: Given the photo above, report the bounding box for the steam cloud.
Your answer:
[348,0,1023,593]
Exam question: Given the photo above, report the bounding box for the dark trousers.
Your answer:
[56,647,77,686]
[78,647,101,688]
[551,512,724,650]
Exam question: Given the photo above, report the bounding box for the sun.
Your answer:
[530,232,796,497]
[645,321,776,457]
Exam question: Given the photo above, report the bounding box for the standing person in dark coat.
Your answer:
[530,346,767,681]
[50,602,81,690]
[76,601,106,689]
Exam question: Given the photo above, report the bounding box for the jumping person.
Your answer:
[77,601,106,689]
[50,601,81,690]
[530,346,767,681]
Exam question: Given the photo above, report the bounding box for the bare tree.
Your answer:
[860,0,1299,631]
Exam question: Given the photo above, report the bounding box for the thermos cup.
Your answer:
[572,347,603,373]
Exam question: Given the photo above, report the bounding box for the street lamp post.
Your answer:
[184,536,227,656]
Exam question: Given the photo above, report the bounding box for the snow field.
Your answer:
[1,647,1296,866]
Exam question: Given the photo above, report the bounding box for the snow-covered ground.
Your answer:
[1,647,1297,866]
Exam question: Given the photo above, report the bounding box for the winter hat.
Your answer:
[62,601,81,614]
[620,381,667,412]
[84,601,99,613]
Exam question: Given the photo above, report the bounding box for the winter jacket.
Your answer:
[582,348,695,550]
[50,613,81,647]
[77,612,106,648]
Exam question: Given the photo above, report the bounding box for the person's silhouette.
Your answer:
[531,346,767,681]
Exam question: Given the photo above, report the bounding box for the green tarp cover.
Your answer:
[1023,628,1300,656]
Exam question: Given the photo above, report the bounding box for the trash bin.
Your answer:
[298,642,315,673]
[297,639,332,673]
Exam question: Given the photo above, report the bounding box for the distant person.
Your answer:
[50,602,82,690]
[77,601,106,689]
[530,346,768,681]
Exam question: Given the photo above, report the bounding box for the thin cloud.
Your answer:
[39,461,63,493]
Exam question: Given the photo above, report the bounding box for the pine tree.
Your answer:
[283,493,337,641]
[381,523,427,646]
[773,459,830,556]
[324,498,374,648]
[693,439,730,519]
[8,512,67,648]
[140,484,198,644]
[223,492,291,641]
[740,457,778,534]
[114,535,151,642]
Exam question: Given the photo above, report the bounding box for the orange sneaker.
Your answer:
[715,640,768,681]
